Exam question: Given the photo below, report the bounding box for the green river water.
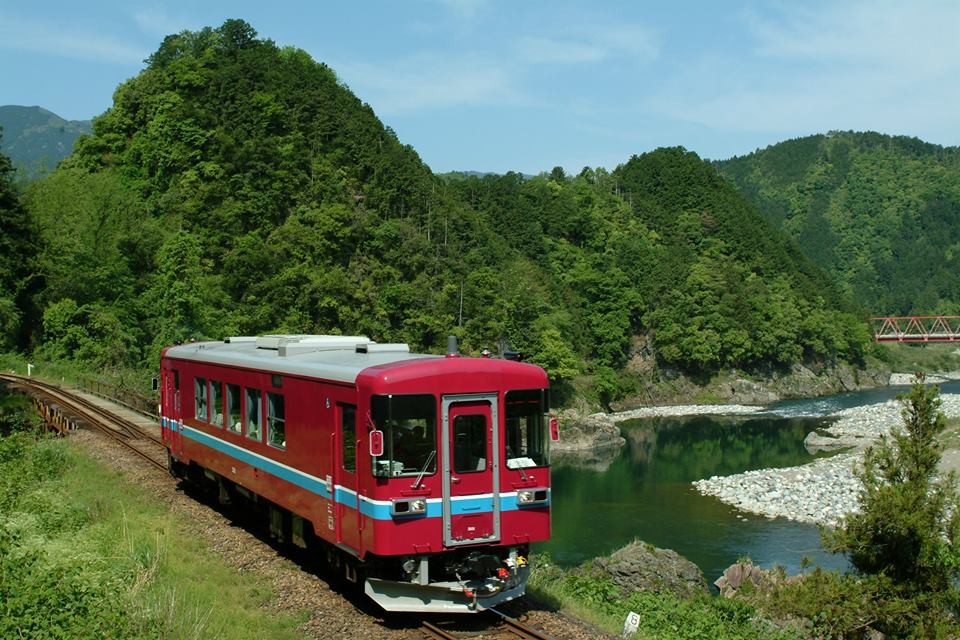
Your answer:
[536,381,960,583]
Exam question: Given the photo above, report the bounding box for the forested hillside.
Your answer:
[449,151,867,381]
[3,20,870,402]
[0,106,92,180]
[716,132,960,315]
[0,135,41,349]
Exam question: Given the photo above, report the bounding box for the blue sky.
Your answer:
[2,1,959,174]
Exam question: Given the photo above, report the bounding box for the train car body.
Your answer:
[159,335,553,613]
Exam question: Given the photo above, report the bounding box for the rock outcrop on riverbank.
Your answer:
[581,539,708,598]
[552,409,626,470]
[553,412,625,450]
[693,393,960,527]
[555,404,762,468]
[714,562,798,598]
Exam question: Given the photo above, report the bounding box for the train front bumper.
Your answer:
[363,565,530,613]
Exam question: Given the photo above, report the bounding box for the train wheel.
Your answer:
[167,452,185,478]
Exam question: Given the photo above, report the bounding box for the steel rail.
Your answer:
[2,374,163,446]
[1,374,168,473]
[487,608,554,640]
[419,620,458,639]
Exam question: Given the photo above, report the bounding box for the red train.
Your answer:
[159,334,555,612]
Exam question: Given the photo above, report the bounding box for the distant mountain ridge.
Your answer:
[715,131,960,316]
[0,105,92,179]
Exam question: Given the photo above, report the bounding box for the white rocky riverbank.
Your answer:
[591,403,765,424]
[692,393,960,527]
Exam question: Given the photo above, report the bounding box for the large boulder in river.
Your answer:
[552,410,625,471]
[583,539,708,598]
[554,411,625,452]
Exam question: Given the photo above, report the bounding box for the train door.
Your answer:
[440,394,500,547]
[335,403,361,551]
[163,366,183,457]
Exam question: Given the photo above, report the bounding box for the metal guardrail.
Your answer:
[76,376,158,418]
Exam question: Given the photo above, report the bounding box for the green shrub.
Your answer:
[754,568,959,638]
[0,529,136,639]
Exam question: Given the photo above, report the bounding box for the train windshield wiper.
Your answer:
[410,449,436,489]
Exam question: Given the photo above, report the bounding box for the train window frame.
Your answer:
[194,377,208,422]
[267,392,285,450]
[504,389,550,469]
[340,404,357,473]
[245,388,262,442]
[370,394,437,478]
[210,380,224,428]
[226,383,242,433]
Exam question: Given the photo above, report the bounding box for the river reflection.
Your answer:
[536,414,849,583]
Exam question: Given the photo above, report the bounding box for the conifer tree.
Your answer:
[826,382,960,593]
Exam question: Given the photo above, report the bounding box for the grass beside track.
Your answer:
[526,555,800,640]
[0,396,307,640]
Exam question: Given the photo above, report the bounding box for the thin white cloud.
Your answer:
[434,0,489,20]
[653,1,960,142]
[332,53,527,114]
[0,14,146,65]
[746,1,960,74]
[592,24,661,60]
[133,9,191,39]
[336,19,660,113]
[516,24,659,65]
[517,37,608,64]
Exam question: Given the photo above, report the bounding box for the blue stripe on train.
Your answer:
[173,422,549,520]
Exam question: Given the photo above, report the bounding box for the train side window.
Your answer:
[194,377,207,422]
[210,380,224,428]
[173,369,180,390]
[267,393,285,449]
[245,388,262,441]
[504,389,549,468]
[226,384,241,433]
[340,404,356,472]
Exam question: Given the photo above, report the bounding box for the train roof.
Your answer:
[163,335,437,384]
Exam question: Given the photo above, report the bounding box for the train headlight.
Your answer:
[516,489,549,506]
[392,498,427,516]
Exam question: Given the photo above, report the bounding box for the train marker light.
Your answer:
[369,430,384,457]
[549,415,560,442]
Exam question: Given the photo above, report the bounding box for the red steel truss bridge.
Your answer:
[872,316,960,343]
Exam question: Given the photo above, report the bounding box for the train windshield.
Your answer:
[504,389,549,468]
[371,394,437,478]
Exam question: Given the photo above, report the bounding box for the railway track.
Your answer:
[489,608,554,640]
[1,374,572,639]
[419,608,553,639]
[0,373,168,472]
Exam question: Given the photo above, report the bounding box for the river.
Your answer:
[536,381,960,583]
